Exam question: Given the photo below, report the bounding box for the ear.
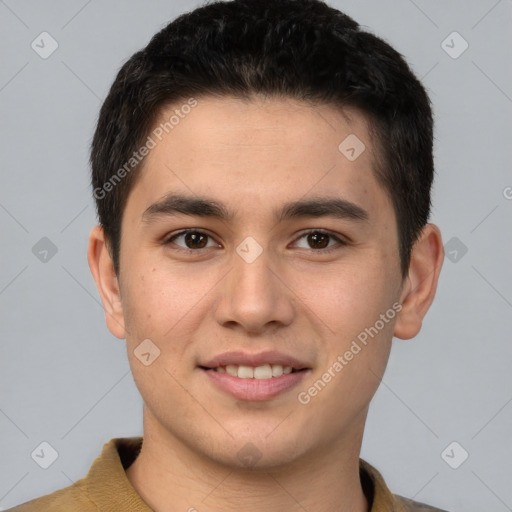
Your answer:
[394,223,444,340]
[87,225,126,339]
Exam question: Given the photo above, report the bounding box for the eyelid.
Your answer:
[164,228,221,248]
[290,229,350,252]
[293,228,349,244]
[163,228,349,252]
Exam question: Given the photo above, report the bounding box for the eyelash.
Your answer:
[163,228,348,253]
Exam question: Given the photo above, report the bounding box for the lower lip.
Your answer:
[201,368,309,401]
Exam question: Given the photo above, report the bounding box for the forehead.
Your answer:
[127,95,392,221]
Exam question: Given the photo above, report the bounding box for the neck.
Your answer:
[126,409,369,512]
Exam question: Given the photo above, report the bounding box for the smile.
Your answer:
[208,364,297,379]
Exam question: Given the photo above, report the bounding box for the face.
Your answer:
[109,96,407,469]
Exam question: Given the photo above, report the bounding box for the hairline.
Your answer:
[108,93,407,277]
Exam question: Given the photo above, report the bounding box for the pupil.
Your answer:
[308,232,329,249]
[185,232,207,249]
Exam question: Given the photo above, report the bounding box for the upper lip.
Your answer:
[200,350,311,370]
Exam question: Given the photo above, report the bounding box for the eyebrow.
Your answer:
[277,196,368,223]
[142,195,233,223]
[141,194,369,224]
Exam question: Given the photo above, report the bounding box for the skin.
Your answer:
[88,96,443,512]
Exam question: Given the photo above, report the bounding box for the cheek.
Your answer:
[120,267,210,400]
[296,256,398,403]
[120,264,209,346]
[300,260,397,336]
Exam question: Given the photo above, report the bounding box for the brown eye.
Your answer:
[307,232,330,249]
[293,230,346,251]
[184,232,208,248]
[167,230,219,250]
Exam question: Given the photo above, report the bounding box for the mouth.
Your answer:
[198,352,311,401]
[200,363,306,379]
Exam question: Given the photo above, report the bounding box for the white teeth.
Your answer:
[213,364,298,379]
[226,365,238,377]
[271,364,283,377]
[254,364,272,379]
[237,365,254,378]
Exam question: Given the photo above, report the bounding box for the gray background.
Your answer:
[1,0,511,510]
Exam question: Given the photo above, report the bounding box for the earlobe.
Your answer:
[87,225,127,339]
[393,224,444,340]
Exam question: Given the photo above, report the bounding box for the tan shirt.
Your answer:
[7,438,449,511]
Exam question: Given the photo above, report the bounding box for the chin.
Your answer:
[201,430,310,472]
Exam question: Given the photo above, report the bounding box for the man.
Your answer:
[8,0,447,510]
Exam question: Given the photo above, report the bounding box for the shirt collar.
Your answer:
[85,437,399,511]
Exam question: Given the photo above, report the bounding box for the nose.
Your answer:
[213,244,295,334]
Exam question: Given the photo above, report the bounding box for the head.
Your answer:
[88,0,443,470]
[91,0,434,279]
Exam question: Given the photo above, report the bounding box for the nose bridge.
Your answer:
[234,250,272,294]
[232,241,277,306]
[214,239,294,331]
